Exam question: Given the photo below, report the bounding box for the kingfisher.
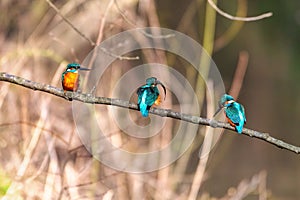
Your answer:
[214,94,246,134]
[61,63,90,92]
[137,77,167,117]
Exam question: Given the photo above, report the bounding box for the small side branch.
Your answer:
[45,0,95,46]
[0,72,299,154]
[207,0,273,22]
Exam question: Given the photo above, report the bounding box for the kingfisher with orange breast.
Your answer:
[214,94,246,133]
[137,77,167,117]
[62,63,90,92]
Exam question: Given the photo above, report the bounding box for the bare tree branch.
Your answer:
[46,0,139,61]
[207,0,273,22]
[45,0,95,46]
[229,50,249,99]
[1,72,299,154]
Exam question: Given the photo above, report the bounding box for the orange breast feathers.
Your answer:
[63,72,79,91]
[154,95,161,106]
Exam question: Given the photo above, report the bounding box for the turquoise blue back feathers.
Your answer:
[137,77,166,117]
[215,94,246,134]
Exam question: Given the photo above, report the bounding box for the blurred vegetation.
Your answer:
[0,0,299,199]
[0,169,11,195]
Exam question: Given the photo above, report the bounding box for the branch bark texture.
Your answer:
[0,72,299,154]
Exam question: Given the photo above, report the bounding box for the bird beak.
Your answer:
[213,106,223,117]
[79,67,91,71]
[156,80,167,100]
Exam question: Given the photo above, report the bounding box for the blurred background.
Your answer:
[0,0,299,199]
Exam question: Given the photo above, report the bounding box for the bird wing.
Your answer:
[225,103,244,125]
[137,85,147,95]
[136,85,159,117]
[144,87,159,106]
[137,85,159,104]
[137,85,147,104]
[240,104,246,123]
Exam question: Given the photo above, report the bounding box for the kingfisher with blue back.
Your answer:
[137,77,167,117]
[62,62,90,92]
[214,94,246,133]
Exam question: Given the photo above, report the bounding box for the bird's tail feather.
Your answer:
[139,103,149,117]
[236,122,244,134]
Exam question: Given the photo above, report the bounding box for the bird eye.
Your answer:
[67,67,75,71]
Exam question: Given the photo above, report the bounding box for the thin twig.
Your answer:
[45,0,95,46]
[214,0,247,51]
[229,51,249,99]
[1,72,299,154]
[207,0,273,21]
[114,0,175,39]
[0,121,68,145]
[96,0,114,46]
[188,81,215,200]
[99,47,139,60]
[46,0,139,61]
